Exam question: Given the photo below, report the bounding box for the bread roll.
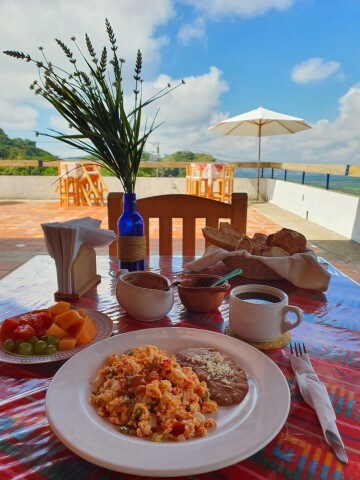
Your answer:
[252,233,268,244]
[202,226,240,251]
[266,228,306,254]
[251,242,266,256]
[219,222,243,240]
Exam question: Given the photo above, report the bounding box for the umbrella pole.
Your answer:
[257,129,261,201]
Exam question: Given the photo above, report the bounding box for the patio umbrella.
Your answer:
[209,106,312,200]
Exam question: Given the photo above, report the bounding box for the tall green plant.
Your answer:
[4,18,184,193]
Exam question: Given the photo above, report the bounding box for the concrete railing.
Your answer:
[0,175,359,243]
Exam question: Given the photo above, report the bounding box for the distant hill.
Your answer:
[0,128,58,160]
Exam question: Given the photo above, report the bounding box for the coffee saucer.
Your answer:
[224,326,291,350]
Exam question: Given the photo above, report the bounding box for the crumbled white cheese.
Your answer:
[186,350,235,380]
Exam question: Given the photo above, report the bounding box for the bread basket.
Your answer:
[203,224,308,281]
[222,255,282,280]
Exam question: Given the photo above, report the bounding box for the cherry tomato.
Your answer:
[0,318,18,342]
[18,311,52,337]
[32,311,52,330]
[1,309,53,347]
[171,421,185,436]
[17,314,35,326]
[13,324,36,341]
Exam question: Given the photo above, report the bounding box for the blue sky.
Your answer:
[1,0,359,164]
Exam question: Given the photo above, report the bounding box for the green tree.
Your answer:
[0,128,59,175]
[160,151,216,177]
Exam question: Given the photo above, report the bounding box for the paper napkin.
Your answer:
[290,353,348,463]
[41,217,115,294]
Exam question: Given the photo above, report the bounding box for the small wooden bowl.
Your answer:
[177,274,230,313]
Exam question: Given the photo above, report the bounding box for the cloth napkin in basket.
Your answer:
[290,353,348,463]
[184,245,331,291]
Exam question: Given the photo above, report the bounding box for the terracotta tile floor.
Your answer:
[1,200,359,283]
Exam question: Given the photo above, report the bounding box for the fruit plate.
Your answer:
[0,309,113,364]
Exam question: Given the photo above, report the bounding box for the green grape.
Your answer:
[33,340,48,355]
[28,336,39,345]
[3,339,15,351]
[45,344,57,355]
[17,342,33,355]
[47,335,60,346]
[39,335,48,342]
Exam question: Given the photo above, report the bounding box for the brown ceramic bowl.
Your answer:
[177,274,230,313]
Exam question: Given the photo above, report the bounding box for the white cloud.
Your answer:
[146,66,229,152]
[152,83,360,166]
[0,99,38,130]
[1,0,358,168]
[249,84,360,164]
[182,0,295,19]
[291,58,341,84]
[177,16,206,45]
[0,0,174,130]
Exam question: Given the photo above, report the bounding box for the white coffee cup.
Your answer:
[229,284,303,342]
[116,271,174,322]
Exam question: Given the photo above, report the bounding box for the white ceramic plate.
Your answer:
[45,327,290,477]
[0,309,113,364]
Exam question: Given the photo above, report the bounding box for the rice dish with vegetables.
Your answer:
[90,344,217,441]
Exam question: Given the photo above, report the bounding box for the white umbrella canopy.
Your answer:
[209,106,312,200]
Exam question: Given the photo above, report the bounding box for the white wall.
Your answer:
[0,175,256,200]
[264,179,360,243]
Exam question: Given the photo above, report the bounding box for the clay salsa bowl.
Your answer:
[177,274,230,313]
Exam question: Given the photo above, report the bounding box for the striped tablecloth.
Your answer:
[0,255,358,480]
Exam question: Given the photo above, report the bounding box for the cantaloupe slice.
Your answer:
[48,301,71,318]
[71,316,97,346]
[76,309,88,319]
[46,323,68,339]
[59,337,77,351]
[54,309,83,330]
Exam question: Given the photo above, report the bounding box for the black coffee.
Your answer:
[235,292,281,304]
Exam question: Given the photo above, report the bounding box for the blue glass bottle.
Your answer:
[117,193,145,271]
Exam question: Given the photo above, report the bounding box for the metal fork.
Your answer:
[290,342,307,356]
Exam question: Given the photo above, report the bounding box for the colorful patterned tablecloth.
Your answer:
[0,255,359,480]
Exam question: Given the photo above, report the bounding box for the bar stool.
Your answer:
[200,163,223,199]
[56,162,82,206]
[79,163,108,206]
[185,163,207,197]
[212,164,235,203]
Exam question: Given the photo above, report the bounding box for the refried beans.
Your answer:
[175,347,248,406]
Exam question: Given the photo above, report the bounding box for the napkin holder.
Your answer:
[54,244,101,301]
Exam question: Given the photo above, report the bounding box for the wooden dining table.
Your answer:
[0,255,358,479]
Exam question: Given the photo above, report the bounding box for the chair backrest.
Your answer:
[108,192,248,256]
[80,162,101,174]
[186,163,203,178]
[59,161,83,178]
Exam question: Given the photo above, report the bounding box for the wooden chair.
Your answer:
[56,162,82,206]
[79,163,108,206]
[108,192,248,256]
[185,163,207,197]
[212,164,235,203]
